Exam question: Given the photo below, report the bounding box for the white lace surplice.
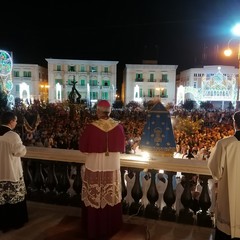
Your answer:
[81,152,121,209]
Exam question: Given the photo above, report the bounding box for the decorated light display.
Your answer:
[176,67,237,108]
[0,50,14,106]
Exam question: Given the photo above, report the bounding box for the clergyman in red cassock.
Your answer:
[79,100,125,239]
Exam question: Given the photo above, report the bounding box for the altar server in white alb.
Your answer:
[207,110,240,240]
[0,111,28,233]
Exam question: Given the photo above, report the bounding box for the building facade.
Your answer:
[122,63,178,106]
[177,65,239,109]
[12,64,48,104]
[45,58,118,106]
[7,60,240,111]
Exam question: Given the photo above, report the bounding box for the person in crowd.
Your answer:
[207,110,240,240]
[79,100,125,239]
[0,111,28,232]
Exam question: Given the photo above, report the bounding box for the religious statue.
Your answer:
[68,77,81,104]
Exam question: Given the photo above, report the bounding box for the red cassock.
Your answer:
[79,118,125,239]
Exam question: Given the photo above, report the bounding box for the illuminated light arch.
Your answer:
[177,67,237,108]
[0,50,14,106]
[20,82,30,104]
[134,84,142,102]
[56,83,62,101]
[184,87,202,105]
[0,50,13,77]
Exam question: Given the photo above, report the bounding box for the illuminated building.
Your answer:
[122,62,178,106]
[46,58,118,106]
[12,64,48,104]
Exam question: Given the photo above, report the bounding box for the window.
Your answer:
[148,89,155,97]
[150,73,154,82]
[80,65,85,72]
[104,67,108,73]
[136,73,143,81]
[162,74,168,82]
[68,65,75,72]
[16,85,20,93]
[90,79,98,86]
[13,71,20,77]
[90,66,97,72]
[23,71,31,77]
[80,79,85,86]
[101,92,108,99]
[102,80,110,86]
[90,92,98,100]
[139,88,143,97]
[57,65,61,71]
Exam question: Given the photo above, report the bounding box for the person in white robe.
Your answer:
[207,110,240,240]
[0,111,28,232]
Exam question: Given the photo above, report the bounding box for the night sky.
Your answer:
[2,0,240,88]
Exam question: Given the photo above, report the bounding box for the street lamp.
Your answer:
[232,23,240,37]
[224,23,240,102]
[40,84,49,102]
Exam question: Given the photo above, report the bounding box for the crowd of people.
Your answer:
[12,101,236,161]
[1,100,239,238]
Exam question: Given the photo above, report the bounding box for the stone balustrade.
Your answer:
[22,146,214,228]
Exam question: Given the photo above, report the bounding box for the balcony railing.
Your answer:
[147,79,156,82]
[22,147,214,228]
[135,78,144,82]
[160,79,169,83]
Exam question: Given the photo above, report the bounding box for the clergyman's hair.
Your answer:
[0,111,16,125]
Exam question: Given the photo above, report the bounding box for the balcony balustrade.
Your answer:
[22,146,214,229]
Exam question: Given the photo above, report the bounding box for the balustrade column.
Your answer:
[45,162,58,203]
[129,168,143,216]
[55,162,71,205]
[22,159,33,193]
[156,172,168,210]
[144,169,159,219]
[161,171,176,222]
[197,175,214,227]
[29,161,46,202]
[121,167,128,214]
[177,173,195,225]
[71,163,83,207]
